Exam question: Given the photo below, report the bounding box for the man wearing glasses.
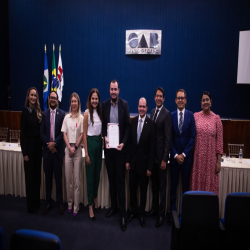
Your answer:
[168,89,196,225]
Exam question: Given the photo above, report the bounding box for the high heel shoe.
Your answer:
[73,211,78,217]
[93,200,100,211]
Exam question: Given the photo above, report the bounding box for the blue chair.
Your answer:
[220,192,250,250]
[9,229,62,250]
[0,227,4,250]
[171,191,220,250]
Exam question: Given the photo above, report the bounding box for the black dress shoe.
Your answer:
[126,213,136,222]
[59,204,65,215]
[139,216,145,227]
[105,208,117,218]
[42,204,52,215]
[145,209,157,216]
[156,216,164,228]
[167,214,173,225]
[121,217,127,231]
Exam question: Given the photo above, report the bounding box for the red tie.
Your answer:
[50,110,55,141]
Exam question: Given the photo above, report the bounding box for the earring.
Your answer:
[210,104,212,107]
[201,105,203,109]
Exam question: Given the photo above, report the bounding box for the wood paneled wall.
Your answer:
[0,111,249,158]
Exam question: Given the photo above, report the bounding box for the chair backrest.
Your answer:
[223,193,250,249]
[0,127,8,142]
[179,191,219,250]
[9,229,62,250]
[9,129,20,143]
[0,227,4,250]
[228,144,244,157]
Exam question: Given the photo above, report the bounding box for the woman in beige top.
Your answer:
[61,92,83,217]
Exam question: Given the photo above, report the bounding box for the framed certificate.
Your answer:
[107,123,119,148]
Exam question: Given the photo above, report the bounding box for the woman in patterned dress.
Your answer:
[190,91,223,195]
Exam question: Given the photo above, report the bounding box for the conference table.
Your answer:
[0,143,250,218]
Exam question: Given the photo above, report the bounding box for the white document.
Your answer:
[107,123,119,148]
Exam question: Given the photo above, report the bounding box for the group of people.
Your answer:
[20,80,223,232]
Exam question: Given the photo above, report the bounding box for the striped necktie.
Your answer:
[179,111,183,134]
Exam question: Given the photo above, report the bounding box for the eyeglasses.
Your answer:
[176,97,185,100]
[50,97,57,100]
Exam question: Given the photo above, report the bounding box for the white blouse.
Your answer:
[86,109,102,136]
[61,113,83,143]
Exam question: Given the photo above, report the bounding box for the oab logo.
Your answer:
[126,30,162,55]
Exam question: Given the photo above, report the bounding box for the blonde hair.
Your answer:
[25,87,42,122]
[69,92,81,122]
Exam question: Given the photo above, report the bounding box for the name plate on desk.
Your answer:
[107,123,119,148]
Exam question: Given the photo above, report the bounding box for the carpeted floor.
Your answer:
[0,195,172,250]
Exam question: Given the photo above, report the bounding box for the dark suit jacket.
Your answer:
[102,98,130,154]
[170,109,196,165]
[150,106,172,164]
[126,115,155,175]
[40,108,65,160]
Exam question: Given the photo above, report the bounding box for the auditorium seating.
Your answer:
[171,191,220,250]
[9,229,62,250]
[220,192,250,250]
[0,227,4,250]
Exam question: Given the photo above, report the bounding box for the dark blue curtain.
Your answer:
[8,0,250,119]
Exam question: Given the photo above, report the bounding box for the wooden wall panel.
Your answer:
[1,111,249,158]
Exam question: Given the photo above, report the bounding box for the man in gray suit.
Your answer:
[146,87,172,227]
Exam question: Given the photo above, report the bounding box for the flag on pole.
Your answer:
[43,45,49,110]
[51,44,58,92]
[57,44,64,102]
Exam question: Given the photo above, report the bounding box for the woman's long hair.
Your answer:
[86,88,102,125]
[69,92,81,122]
[24,87,42,122]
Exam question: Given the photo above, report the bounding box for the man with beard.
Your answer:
[146,86,172,227]
[40,91,65,215]
[102,79,130,231]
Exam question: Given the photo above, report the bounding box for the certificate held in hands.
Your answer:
[107,123,119,148]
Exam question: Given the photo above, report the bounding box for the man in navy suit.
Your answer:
[40,91,65,215]
[168,89,196,224]
[126,98,155,227]
[102,79,130,231]
[146,87,172,228]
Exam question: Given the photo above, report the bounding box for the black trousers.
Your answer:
[129,169,149,216]
[23,138,42,213]
[104,149,126,218]
[151,163,167,217]
[43,152,63,205]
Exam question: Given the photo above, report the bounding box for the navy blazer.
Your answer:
[102,98,130,154]
[126,115,155,174]
[170,109,196,165]
[40,108,65,160]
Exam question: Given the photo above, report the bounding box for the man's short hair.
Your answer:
[155,86,165,99]
[49,91,58,100]
[176,89,187,99]
[110,79,119,89]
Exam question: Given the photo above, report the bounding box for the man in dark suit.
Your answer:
[126,98,155,227]
[168,89,196,224]
[146,86,172,227]
[102,79,130,231]
[40,91,65,215]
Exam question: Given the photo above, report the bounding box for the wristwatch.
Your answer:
[75,145,78,150]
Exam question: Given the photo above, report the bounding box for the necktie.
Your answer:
[153,109,159,123]
[50,110,55,141]
[137,119,142,143]
[179,111,183,134]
